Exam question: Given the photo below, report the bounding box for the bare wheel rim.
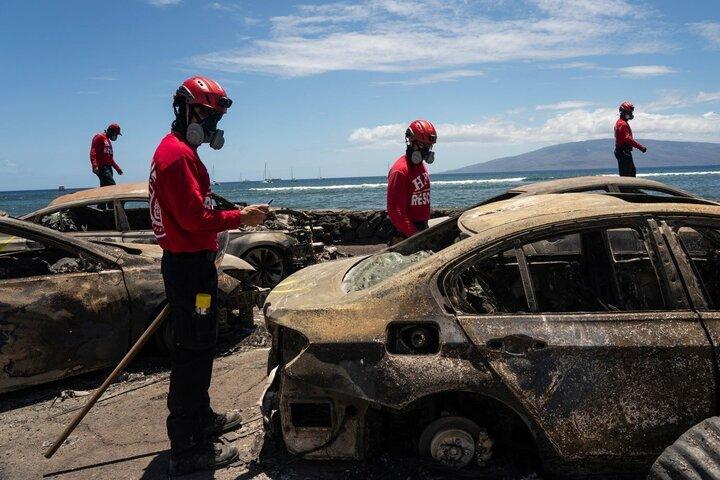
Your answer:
[244,247,285,287]
[429,428,476,468]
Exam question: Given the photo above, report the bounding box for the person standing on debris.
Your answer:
[90,123,123,186]
[149,76,269,476]
[387,119,437,245]
[614,102,647,177]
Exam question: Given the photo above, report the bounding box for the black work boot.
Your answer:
[202,409,242,438]
[168,441,238,477]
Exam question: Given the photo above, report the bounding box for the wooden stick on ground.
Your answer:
[44,305,170,459]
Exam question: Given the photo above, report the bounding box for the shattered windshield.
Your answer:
[343,250,434,292]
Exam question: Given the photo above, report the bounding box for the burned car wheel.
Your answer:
[419,416,491,469]
[242,246,285,288]
[648,416,720,480]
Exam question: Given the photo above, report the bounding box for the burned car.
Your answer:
[262,192,720,478]
[0,216,260,394]
[22,183,323,287]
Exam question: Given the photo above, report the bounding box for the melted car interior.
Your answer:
[451,225,668,314]
[39,203,117,232]
[0,232,102,280]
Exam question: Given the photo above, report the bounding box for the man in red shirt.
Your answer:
[614,102,647,177]
[149,76,268,476]
[387,119,437,244]
[90,123,123,186]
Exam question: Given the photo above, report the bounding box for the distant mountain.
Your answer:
[443,139,720,174]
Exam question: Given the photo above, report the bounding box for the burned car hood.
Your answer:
[267,257,362,310]
[265,256,445,344]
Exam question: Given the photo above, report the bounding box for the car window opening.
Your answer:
[40,203,116,232]
[0,235,103,280]
[122,201,152,231]
[673,225,720,309]
[453,226,667,315]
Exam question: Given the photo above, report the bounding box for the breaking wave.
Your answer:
[637,171,720,177]
[249,177,526,192]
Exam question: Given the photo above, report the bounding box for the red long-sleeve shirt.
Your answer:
[90,133,122,172]
[614,118,645,151]
[387,155,431,237]
[149,132,242,253]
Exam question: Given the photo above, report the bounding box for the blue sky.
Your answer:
[0,0,719,190]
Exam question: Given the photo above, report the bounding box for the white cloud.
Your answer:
[375,70,484,86]
[147,0,180,6]
[689,22,720,50]
[618,65,676,77]
[698,92,720,103]
[349,106,720,147]
[536,100,594,110]
[190,0,668,77]
[210,2,242,12]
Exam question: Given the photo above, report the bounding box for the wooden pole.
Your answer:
[44,305,170,459]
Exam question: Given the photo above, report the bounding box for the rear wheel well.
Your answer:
[371,391,540,468]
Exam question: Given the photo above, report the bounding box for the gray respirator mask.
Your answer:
[407,145,435,165]
[186,111,225,150]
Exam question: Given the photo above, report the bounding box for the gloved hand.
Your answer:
[117,168,124,175]
[240,205,269,227]
[639,146,647,153]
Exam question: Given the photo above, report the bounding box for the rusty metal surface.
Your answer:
[458,193,720,234]
[48,182,149,207]
[509,175,696,197]
[264,193,720,476]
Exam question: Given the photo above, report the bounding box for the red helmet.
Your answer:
[107,123,121,135]
[406,119,437,146]
[619,101,635,113]
[175,76,232,113]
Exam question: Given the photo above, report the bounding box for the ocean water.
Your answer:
[2,165,720,217]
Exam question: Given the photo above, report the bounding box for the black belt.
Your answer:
[164,250,215,261]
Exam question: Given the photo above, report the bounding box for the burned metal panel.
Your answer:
[279,375,371,460]
[121,262,167,343]
[48,182,149,207]
[0,270,131,394]
[457,312,716,461]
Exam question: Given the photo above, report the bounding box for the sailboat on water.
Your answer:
[290,167,298,182]
[211,165,220,186]
[263,163,272,184]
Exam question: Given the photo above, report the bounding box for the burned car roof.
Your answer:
[506,175,695,196]
[458,192,716,235]
[49,182,149,207]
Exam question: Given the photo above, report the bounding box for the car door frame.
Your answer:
[116,197,157,244]
[659,214,720,413]
[439,215,717,471]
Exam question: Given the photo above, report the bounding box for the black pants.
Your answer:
[96,165,116,186]
[161,250,219,457]
[614,149,636,177]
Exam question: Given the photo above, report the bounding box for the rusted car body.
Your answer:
[262,192,720,477]
[0,216,257,394]
[22,183,323,287]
